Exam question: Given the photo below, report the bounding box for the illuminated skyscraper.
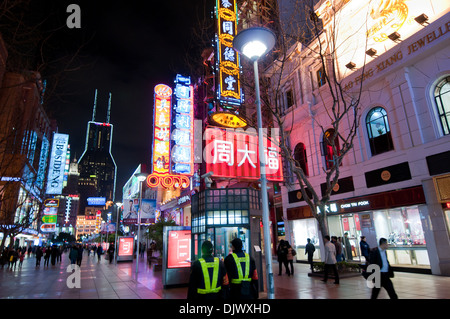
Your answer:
[77,90,117,214]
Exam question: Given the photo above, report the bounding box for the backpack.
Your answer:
[291,248,297,256]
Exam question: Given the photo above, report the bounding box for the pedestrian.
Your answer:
[343,232,353,261]
[76,244,83,266]
[187,240,229,300]
[97,243,103,262]
[35,247,43,267]
[276,240,289,276]
[140,243,146,258]
[107,243,115,264]
[338,237,345,261]
[93,244,97,257]
[44,247,51,267]
[51,245,58,266]
[87,245,91,257]
[286,241,296,276]
[332,236,343,262]
[27,245,32,258]
[57,246,62,263]
[1,248,8,269]
[369,237,398,299]
[305,238,315,273]
[18,250,25,269]
[321,235,339,284]
[69,245,78,265]
[9,249,18,271]
[224,238,258,300]
[360,236,371,264]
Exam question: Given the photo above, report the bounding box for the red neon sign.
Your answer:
[205,127,283,181]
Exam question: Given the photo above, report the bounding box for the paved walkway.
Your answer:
[1,251,449,299]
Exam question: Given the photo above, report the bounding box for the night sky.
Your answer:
[28,0,214,199]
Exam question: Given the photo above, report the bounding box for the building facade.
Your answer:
[272,0,450,275]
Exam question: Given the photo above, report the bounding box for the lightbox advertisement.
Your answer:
[46,133,69,195]
[167,229,191,268]
[118,237,134,257]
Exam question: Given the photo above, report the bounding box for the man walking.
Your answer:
[305,238,315,273]
[321,235,339,284]
[369,238,398,299]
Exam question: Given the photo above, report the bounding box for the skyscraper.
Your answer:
[78,90,117,215]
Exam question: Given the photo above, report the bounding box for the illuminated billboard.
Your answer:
[46,133,69,195]
[171,74,194,175]
[167,229,191,269]
[152,84,172,175]
[87,197,106,206]
[204,127,283,181]
[216,0,242,107]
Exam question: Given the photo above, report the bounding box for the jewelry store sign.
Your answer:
[321,199,371,214]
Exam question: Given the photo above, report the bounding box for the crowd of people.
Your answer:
[0,242,119,270]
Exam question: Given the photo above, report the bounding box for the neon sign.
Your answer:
[171,74,194,175]
[148,83,190,189]
[216,0,242,107]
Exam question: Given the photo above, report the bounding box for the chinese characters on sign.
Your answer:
[172,74,194,175]
[205,127,283,181]
[216,0,241,107]
[153,84,172,174]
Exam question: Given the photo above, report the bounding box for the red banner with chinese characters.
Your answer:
[205,127,283,181]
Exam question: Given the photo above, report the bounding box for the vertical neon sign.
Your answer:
[216,0,242,107]
[152,84,172,175]
[172,74,194,175]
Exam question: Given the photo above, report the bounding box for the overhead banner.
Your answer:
[204,127,283,181]
[46,133,69,195]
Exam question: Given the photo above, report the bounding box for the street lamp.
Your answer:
[114,202,122,265]
[233,26,276,299]
[134,172,148,278]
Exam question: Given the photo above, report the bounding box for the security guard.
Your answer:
[187,240,229,300]
[224,238,258,299]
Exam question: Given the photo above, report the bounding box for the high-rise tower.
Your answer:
[77,90,117,215]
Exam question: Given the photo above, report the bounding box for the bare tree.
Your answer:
[247,0,370,239]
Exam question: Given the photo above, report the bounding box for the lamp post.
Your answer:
[134,173,148,278]
[233,26,277,299]
[114,202,122,265]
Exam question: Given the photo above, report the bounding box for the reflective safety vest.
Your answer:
[197,257,222,294]
[231,253,252,284]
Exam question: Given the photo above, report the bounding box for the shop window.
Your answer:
[366,107,394,156]
[434,76,450,135]
[293,143,309,176]
[321,128,341,170]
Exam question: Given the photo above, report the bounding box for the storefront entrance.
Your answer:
[328,214,362,261]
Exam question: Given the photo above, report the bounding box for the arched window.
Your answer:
[366,107,394,156]
[322,128,340,170]
[293,143,308,176]
[434,76,450,135]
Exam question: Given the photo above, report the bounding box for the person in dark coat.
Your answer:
[360,236,371,264]
[369,238,398,299]
[224,238,258,300]
[76,244,83,266]
[276,240,289,276]
[69,246,78,265]
[51,245,58,266]
[187,241,229,300]
[44,247,51,267]
[96,244,103,262]
[305,238,316,272]
[35,247,43,267]
[107,243,115,264]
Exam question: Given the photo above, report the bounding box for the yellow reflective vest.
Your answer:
[197,257,222,294]
[230,253,252,284]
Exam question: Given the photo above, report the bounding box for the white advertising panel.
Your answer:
[46,133,69,195]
